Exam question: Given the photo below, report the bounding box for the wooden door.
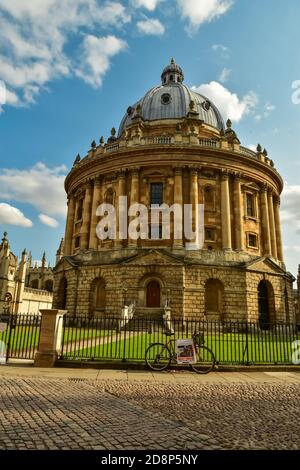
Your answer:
[146,281,160,308]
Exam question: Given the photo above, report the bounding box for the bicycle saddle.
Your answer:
[165,331,175,336]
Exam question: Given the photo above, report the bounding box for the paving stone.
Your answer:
[0,375,299,450]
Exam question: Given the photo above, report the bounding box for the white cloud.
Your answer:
[192,81,258,122]
[219,67,231,83]
[0,162,67,217]
[0,203,33,227]
[137,18,165,35]
[177,0,233,33]
[76,35,127,88]
[281,183,300,234]
[212,44,230,58]
[0,1,130,108]
[39,213,59,228]
[132,0,162,10]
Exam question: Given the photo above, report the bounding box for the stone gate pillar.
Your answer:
[34,309,66,367]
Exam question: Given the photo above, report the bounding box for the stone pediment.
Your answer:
[53,256,81,273]
[245,256,287,275]
[121,249,184,266]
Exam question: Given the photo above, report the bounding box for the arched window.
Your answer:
[57,277,67,310]
[205,279,224,320]
[89,278,106,316]
[204,185,215,211]
[44,279,53,292]
[31,279,39,289]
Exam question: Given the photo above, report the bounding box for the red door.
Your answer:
[146,281,160,308]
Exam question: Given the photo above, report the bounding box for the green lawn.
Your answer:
[62,329,300,365]
[2,323,299,365]
[0,325,108,356]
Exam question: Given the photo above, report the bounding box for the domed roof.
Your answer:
[118,59,224,137]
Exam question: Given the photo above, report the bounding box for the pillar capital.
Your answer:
[130,167,140,177]
[233,171,243,181]
[117,169,126,180]
[173,165,184,175]
[220,169,229,181]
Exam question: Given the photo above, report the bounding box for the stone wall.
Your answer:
[20,288,53,314]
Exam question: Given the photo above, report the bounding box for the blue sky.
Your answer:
[0,0,300,276]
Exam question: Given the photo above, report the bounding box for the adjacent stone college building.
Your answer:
[0,232,54,314]
[53,59,296,323]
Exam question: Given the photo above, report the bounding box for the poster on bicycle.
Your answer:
[176,338,196,364]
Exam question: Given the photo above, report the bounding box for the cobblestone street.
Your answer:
[0,368,300,450]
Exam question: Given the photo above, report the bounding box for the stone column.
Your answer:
[274,196,284,261]
[221,171,232,250]
[128,168,139,247]
[116,171,126,247]
[71,196,79,252]
[260,186,272,256]
[268,191,277,259]
[233,174,244,250]
[34,309,66,367]
[89,178,102,249]
[64,194,75,256]
[189,167,199,247]
[173,167,183,248]
[80,181,93,250]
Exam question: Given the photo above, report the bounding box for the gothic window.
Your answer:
[31,279,39,289]
[44,280,53,292]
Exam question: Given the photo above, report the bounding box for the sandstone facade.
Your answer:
[53,59,295,324]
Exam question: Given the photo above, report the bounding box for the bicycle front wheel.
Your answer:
[145,343,171,371]
[191,346,215,374]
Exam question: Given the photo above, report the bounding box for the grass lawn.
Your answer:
[62,329,300,364]
[0,325,109,356]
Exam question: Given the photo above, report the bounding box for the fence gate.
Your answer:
[0,313,41,362]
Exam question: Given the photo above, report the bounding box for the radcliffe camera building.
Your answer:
[53,59,296,324]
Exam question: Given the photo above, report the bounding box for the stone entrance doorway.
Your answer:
[146,281,160,308]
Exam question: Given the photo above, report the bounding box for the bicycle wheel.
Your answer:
[191,345,215,374]
[145,343,171,371]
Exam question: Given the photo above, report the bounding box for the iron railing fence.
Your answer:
[60,316,300,365]
[0,313,41,360]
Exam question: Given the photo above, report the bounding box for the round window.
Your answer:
[161,93,171,105]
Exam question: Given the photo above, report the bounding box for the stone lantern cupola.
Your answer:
[161,58,184,85]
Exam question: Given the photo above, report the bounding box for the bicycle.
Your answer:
[145,331,215,374]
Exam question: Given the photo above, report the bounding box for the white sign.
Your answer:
[176,338,196,364]
[0,323,7,332]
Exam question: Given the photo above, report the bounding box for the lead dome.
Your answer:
[118,59,224,137]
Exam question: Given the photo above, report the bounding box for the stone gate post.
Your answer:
[34,309,66,367]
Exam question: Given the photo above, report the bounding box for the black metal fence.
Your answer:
[0,313,41,361]
[59,316,300,365]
